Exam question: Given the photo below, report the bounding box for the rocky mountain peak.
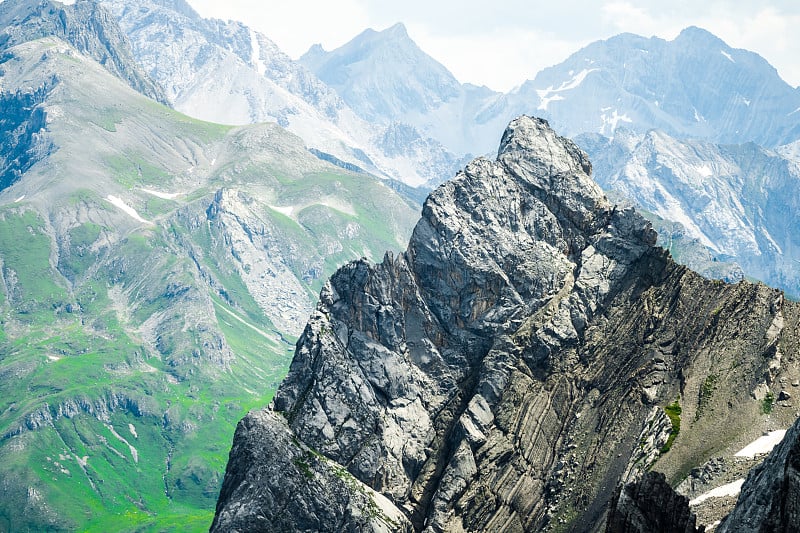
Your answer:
[676,25,727,47]
[497,116,596,197]
[299,20,461,122]
[214,114,800,532]
[383,21,409,38]
[348,22,412,48]
[0,0,167,103]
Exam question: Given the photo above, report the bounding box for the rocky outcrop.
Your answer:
[606,472,703,533]
[0,82,54,191]
[211,410,413,532]
[717,417,800,532]
[213,116,800,532]
[0,0,166,103]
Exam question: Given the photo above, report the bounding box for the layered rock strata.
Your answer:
[213,116,800,532]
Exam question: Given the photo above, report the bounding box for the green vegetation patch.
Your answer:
[0,210,68,323]
[105,153,172,189]
[661,398,682,454]
[762,391,775,414]
[60,222,103,280]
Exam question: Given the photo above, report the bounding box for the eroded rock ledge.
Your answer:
[212,116,800,532]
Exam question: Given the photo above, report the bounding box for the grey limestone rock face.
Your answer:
[210,409,412,533]
[0,0,167,104]
[717,417,800,532]
[213,116,800,532]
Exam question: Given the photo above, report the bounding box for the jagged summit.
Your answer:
[382,21,409,37]
[299,19,462,122]
[504,26,800,147]
[676,25,728,46]
[302,42,326,58]
[338,22,410,46]
[214,115,800,531]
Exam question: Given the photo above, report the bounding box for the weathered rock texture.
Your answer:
[211,410,412,532]
[213,116,800,532]
[0,0,167,104]
[717,416,800,532]
[606,471,702,533]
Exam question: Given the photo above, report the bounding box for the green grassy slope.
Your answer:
[0,37,418,531]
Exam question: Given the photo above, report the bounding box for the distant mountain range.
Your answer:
[502,27,800,146]
[96,0,465,187]
[299,20,800,296]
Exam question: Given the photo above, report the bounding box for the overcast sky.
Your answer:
[186,1,800,92]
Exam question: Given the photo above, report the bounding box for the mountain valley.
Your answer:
[0,5,417,528]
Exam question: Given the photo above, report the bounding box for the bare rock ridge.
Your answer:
[0,0,167,104]
[212,116,800,532]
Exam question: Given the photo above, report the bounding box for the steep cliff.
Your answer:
[0,0,166,103]
[717,414,800,532]
[606,472,702,533]
[213,116,800,532]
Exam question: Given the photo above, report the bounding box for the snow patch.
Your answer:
[789,107,800,117]
[689,479,744,506]
[761,228,784,255]
[128,423,138,439]
[14,195,25,203]
[268,205,294,217]
[106,195,151,225]
[250,29,266,76]
[47,355,61,362]
[215,303,280,343]
[721,50,735,63]
[599,109,633,136]
[317,198,356,217]
[269,198,356,219]
[536,69,597,111]
[695,165,713,178]
[140,188,181,200]
[735,430,787,457]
